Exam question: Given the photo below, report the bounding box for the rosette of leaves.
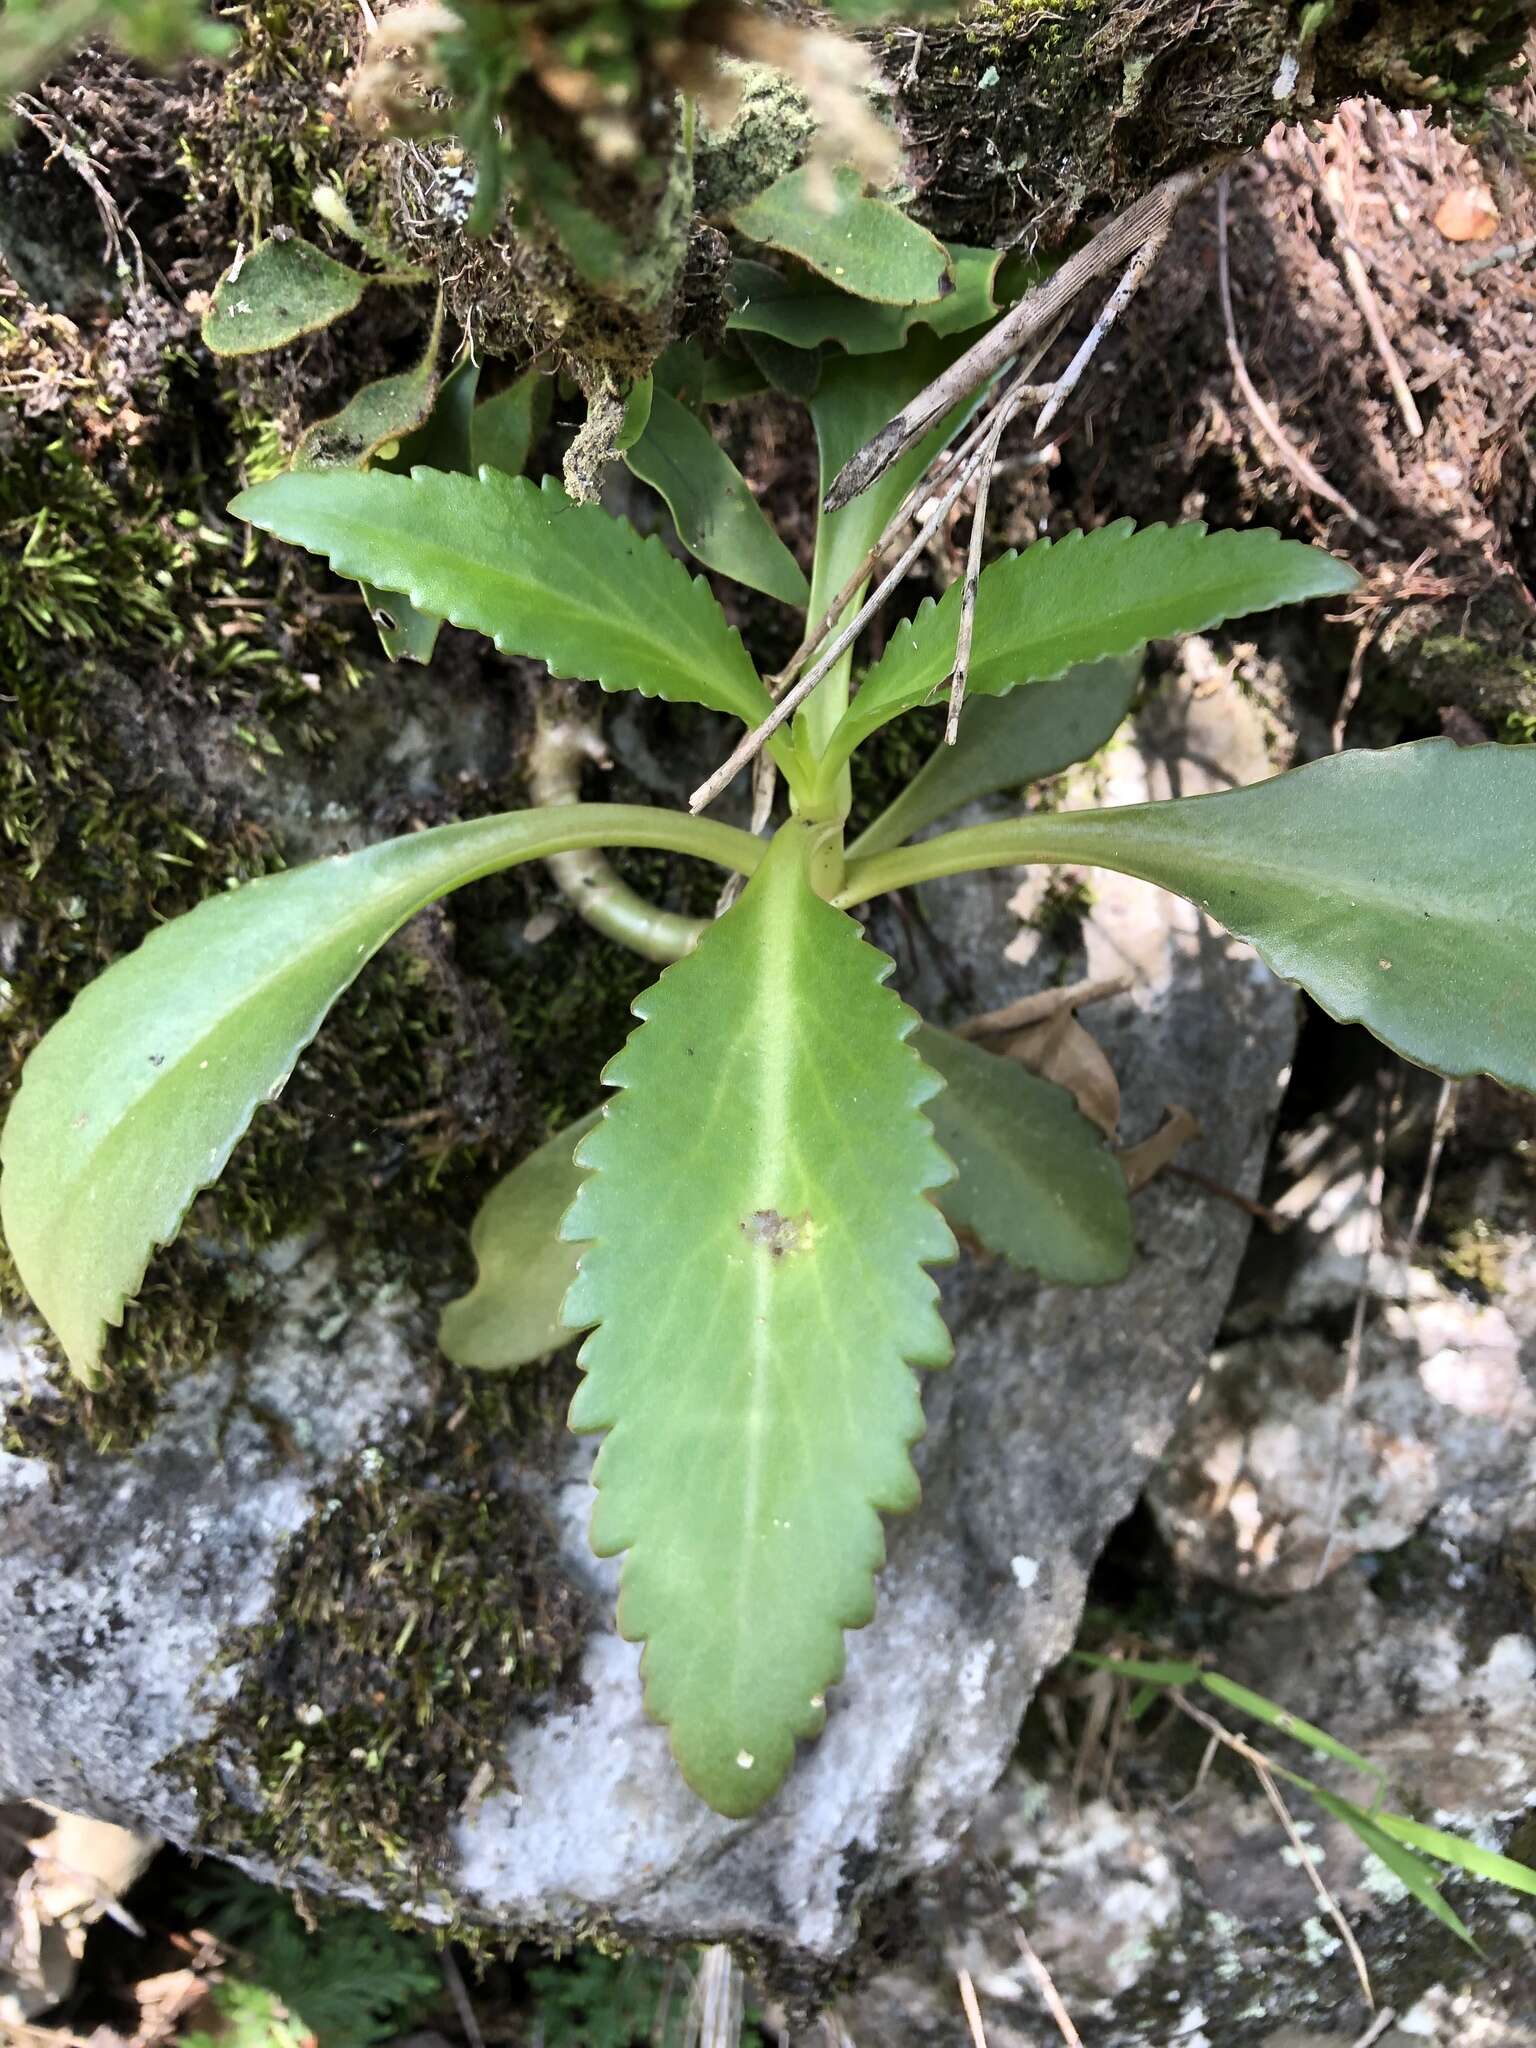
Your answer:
[8,244,1536,1824]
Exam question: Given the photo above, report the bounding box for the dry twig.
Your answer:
[956,1965,990,2048]
[1216,176,1386,543]
[1305,136,1423,440]
[1013,1925,1085,2047]
[1463,232,1536,277]
[825,163,1217,510]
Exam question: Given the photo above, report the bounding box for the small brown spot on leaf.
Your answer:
[741,1209,815,1259]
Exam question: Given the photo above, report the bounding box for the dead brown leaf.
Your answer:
[1433,187,1499,244]
[1117,1107,1203,1193]
[1004,1009,1121,1137]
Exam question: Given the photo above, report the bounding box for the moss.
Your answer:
[1441,1218,1506,1295]
[164,1367,588,1901]
[692,63,815,222]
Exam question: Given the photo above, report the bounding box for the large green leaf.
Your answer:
[731,167,951,306]
[201,234,365,356]
[915,1026,1132,1284]
[848,655,1140,860]
[625,387,809,608]
[360,343,480,665]
[843,742,1536,1097]
[229,468,778,733]
[0,805,762,1384]
[437,1111,599,1372]
[561,819,956,1816]
[826,521,1358,768]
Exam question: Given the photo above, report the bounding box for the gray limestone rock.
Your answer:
[0,667,1297,1968]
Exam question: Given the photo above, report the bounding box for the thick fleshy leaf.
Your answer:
[438,1111,599,1372]
[849,655,1140,860]
[727,244,1002,357]
[738,328,822,400]
[915,1026,1132,1284]
[732,167,951,305]
[472,367,552,476]
[852,742,1536,1096]
[827,521,1358,768]
[0,805,761,1383]
[561,819,955,1816]
[201,235,365,356]
[230,468,777,732]
[625,388,809,608]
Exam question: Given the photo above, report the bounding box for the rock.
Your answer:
[0,664,1296,1971]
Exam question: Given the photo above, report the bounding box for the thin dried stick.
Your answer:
[1350,2010,1398,2048]
[1401,1077,1457,1272]
[1012,1925,1085,2047]
[1307,141,1423,441]
[956,1966,991,2048]
[688,428,993,812]
[1331,623,1376,751]
[441,1948,486,2048]
[1172,1693,1373,2008]
[825,162,1217,511]
[956,972,1133,1038]
[1313,1075,1391,1588]
[1463,232,1536,277]
[1216,176,1386,543]
[1032,213,1178,444]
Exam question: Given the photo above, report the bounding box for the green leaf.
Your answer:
[292,335,442,471]
[364,343,480,664]
[1367,1810,1536,1896]
[1197,1674,1382,1779]
[738,329,822,400]
[827,521,1359,767]
[915,1026,1132,1284]
[613,374,653,454]
[625,388,810,608]
[561,819,955,1816]
[229,468,778,733]
[848,655,1140,860]
[437,1111,599,1372]
[1071,1652,1201,1686]
[201,235,365,356]
[472,367,553,477]
[727,244,1003,357]
[0,805,763,1384]
[1309,1790,1480,1950]
[883,741,1536,1095]
[732,167,952,306]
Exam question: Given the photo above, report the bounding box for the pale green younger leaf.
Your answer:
[849,655,1140,860]
[1368,1810,1536,1895]
[613,374,653,454]
[732,167,951,305]
[1197,1674,1382,1779]
[561,819,956,1817]
[915,1026,1132,1285]
[437,1111,600,1372]
[202,235,365,356]
[1309,1789,1479,1951]
[626,388,809,608]
[0,805,761,1383]
[1071,1652,1201,1686]
[828,521,1358,767]
[230,468,777,732]
[472,367,552,476]
[292,311,444,470]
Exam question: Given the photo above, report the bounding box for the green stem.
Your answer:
[834,808,1163,908]
[465,802,765,883]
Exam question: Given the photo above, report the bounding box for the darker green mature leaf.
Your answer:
[613,374,653,454]
[916,1026,1133,1285]
[201,235,365,356]
[728,245,1002,357]
[293,342,441,471]
[438,1111,599,1372]
[626,388,810,608]
[828,521,1358,767]
[0,805,761,1382]
[1309,1790,1480,1951]
[732,167,952,305]
[473,367,553,476]
[230,468,777,733]
[562,819,955,1817]
[738,328,822,400]
[849,655,1140,860]
[876,742,1536,1097]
